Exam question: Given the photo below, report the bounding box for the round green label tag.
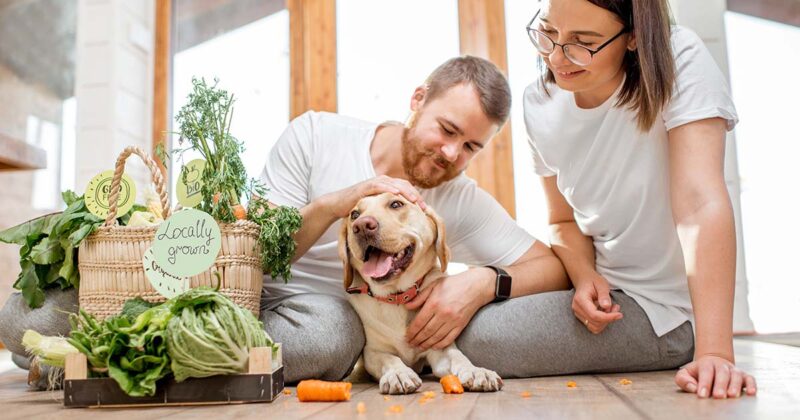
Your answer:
[152,208,221,277]
[176,159,206,208]
[143,247,190,298]
[85,170,137,219]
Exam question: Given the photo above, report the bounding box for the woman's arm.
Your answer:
[668,117,756,398]
[542,176,622,333]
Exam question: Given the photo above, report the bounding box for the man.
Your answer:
[258,55,568,383]
[0,56,568,385]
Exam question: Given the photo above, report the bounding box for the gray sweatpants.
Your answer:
[456,290,694,378]
[0,289,364,386]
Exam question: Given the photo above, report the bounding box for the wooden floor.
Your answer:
[1,339,798,419]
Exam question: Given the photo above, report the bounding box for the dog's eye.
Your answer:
[390,200,404,209]
[350,210,360,220]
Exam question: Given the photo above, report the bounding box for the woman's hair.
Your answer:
[538,0,674,131]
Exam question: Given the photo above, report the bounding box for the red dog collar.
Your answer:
[347,277,425,305]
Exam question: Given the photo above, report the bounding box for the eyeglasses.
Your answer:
[526,10,629,67]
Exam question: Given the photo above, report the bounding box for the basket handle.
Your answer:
[104,146,172,226]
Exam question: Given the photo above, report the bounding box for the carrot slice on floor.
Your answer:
[440,375,464,394]
[296,380,352,402]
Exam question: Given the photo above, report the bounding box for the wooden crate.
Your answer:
[63,345,284,408]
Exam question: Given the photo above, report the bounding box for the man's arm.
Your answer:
[405,240,568,350]
[462,240,569,305]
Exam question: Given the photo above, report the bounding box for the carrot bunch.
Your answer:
[296,380,352,402]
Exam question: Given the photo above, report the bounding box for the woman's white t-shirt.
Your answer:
[523,26,738,337]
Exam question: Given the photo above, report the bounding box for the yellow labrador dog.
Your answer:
[338,192,503,394]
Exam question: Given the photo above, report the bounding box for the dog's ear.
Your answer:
[424,206,449,272]
[338,219,354,289]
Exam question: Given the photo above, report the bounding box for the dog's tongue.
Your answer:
[363,250,393,278]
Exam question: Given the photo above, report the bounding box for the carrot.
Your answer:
[566,380,577,388]
[212,192,221,204]
[296,379,352,402]
[440,375,464,394]
[233,204,247,220]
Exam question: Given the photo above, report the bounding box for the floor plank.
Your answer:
[0,339,798,419]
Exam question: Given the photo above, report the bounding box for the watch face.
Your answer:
[496,273,512,298]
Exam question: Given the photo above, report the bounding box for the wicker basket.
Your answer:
[78,146,263,319]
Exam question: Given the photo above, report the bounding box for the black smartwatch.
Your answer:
[486,266,512,303]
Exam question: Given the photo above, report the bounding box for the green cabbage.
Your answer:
[166,287,274,382]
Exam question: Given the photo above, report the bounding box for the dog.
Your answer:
[338,192,503,394]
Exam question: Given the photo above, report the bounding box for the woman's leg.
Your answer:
[456,290,693,378]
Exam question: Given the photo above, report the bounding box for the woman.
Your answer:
[523,0,756,398]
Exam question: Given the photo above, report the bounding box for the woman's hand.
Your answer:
[675,354,757,398]
[571,273,623,334]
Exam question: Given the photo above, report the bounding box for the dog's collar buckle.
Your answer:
[346,278,424,305]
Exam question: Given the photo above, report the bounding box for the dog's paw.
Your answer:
[457,367,503,392]
[379,368,422,395]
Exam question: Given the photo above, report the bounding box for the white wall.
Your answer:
[75,0,155,204]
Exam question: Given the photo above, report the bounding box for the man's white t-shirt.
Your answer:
[523,26,738,337]
[260,111,535,307]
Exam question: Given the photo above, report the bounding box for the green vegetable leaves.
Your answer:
[247,198,302,282]
[172,78,303,281]
[65,288,273,396]
[68,304,174,397]
[0,191,139,308]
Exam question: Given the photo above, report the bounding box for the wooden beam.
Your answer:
[287,0,337,119]
[458,0,516,218]
[728,0,800,27]
[153,0,171,174]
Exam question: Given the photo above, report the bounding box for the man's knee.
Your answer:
[267,294,365,382]
[0,289,78,356]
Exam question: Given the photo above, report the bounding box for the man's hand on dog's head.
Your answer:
[323,175,426,220]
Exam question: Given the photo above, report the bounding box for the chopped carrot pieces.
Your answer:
[520,391,532,398]
[296,379,352,402]
[356,401,366,413]
[423,391,436,398]
[566,381,577,388]
[440,375,464,394]
[283,389,292,395]
[384,396,391,401]
[619,378,633,385]
[388,405,403,413]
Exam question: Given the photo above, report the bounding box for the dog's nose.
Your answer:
[352,216,379,235]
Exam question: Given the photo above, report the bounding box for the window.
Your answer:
[726,11,800,333]
[337,0,460,122]
[505,0,549,242]
[171,1,290,192]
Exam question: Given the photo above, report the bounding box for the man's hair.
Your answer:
[423,55,512,125]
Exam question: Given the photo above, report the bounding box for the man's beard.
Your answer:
[401,126,462,189]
